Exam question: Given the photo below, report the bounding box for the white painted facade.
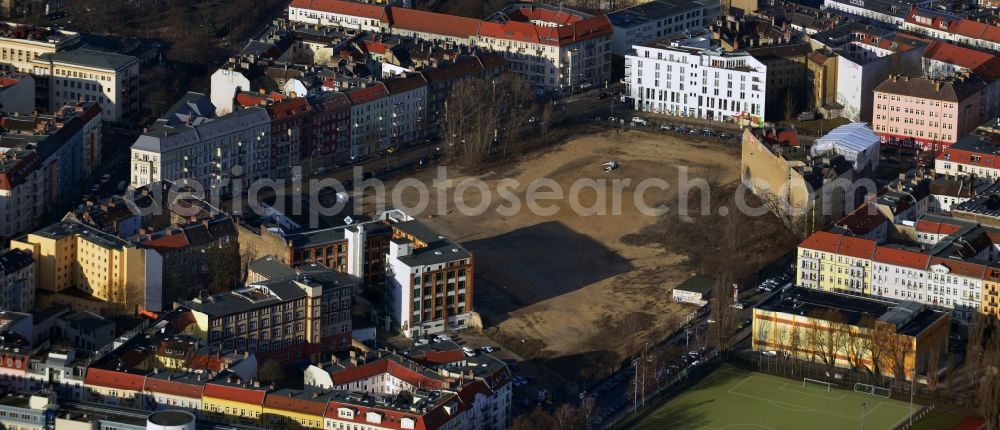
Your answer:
[625,44,767,121]
[287,5,384,32]
[927,262,982,322]
[130,107,272,196]
[871,259,929,304]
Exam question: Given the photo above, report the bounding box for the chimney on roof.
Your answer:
[935,80,943,92]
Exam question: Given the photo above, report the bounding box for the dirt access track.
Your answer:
[364,127,794,381]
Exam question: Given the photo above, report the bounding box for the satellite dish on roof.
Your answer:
[344,216,354,225]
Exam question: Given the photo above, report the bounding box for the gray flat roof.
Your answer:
[609,0,711,28]
[36,48,137,71]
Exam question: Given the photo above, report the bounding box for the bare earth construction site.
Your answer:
[365,127,797,381]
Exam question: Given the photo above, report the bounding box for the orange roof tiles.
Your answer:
[923,40,1000,83]
[799,231,847,252]
[834,204,887,234]
[929,257,988,278]
[873,247,930,269]
[837,235,878,259]
[346,83,389,105]
[916,219,964,236]
[144,376,205,399]
[84,368,147,391]
[203,382,267,405]
[388,8,481,38]
[264,391,329,416]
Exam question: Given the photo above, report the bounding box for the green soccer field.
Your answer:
[631,364,918,430]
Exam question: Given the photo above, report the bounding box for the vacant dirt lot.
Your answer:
[360,127,795,381]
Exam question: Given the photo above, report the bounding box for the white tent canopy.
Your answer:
[811,122,880,172]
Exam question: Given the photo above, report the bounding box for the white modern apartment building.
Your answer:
[130,92,272,196]
[31,49,140,123]
[626,42,767,122]
[608,0,721,55]
[0,249,34,312]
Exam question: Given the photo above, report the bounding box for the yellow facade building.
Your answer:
[10,220,162,315]
[0,23,80,73]
[202,377,267,427]
[796,231,877,295]
[753,287,950,381]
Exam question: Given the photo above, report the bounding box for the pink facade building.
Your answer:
[872,74,986,151]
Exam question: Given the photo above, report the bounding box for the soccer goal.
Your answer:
[803,378,832,391]
[854,383,891,398]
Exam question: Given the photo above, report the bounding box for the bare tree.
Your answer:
[540,101,555,136]
[859,314,885,378]
[258,360,285,385]
[552,403,584,430]
[709,274,737,356]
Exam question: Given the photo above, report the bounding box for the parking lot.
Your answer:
[599,115,739,141]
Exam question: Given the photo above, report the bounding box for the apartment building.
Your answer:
[921,41,1000,119]
[822,0,930,27]
[307,90,352,164]
[288,0,612,92]
[265,97,311,179]
[983,264,1000,318]
[753,286,949,380]
[130,92,272,195]
[0,22,80,73]
[935,119,1000,178]
[0,249,33,312]
[810,23,928,122]
[10,220,163,315]
[0,102,103,239]
[30,49,139,123]
[345,84,391,158]
[182,264,353,362]
[608,0,721,55]
[872,74,986,151]
[626,43,767,123]
[903,7,1000,54]
[383,74,427,144]
[383,211,473,338]
[796,211,1000,322]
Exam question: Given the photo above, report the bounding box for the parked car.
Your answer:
[660,124,673,131]
[433,334,451,342]
[480,346,496,353]
[731,301,746,310]
[462,346,476,357]
[415,338,430,346]
[90,184,100,192]
[100,173,111,184]
[631,117,648,126]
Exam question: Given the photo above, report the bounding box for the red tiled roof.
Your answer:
[0,77,19,88]
[289,0,387,20]
[929,257,988,278]
[799,231,846,252]
[873,247,930,269]
[923,41,1000,83]
[203,382,267,405]
[144,376,205,398]
[388,7,481,38]
[324,399,455,430]
[916,219,964,236]
[266,97,311,119]
[141,232,189,251]
[346,84,389,105]
[837,235,877,259]
[956,19,1000,44]
[834,204,887,234]
[84,368,146,391]
[264,392,329,416]
[328,358,446,389]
